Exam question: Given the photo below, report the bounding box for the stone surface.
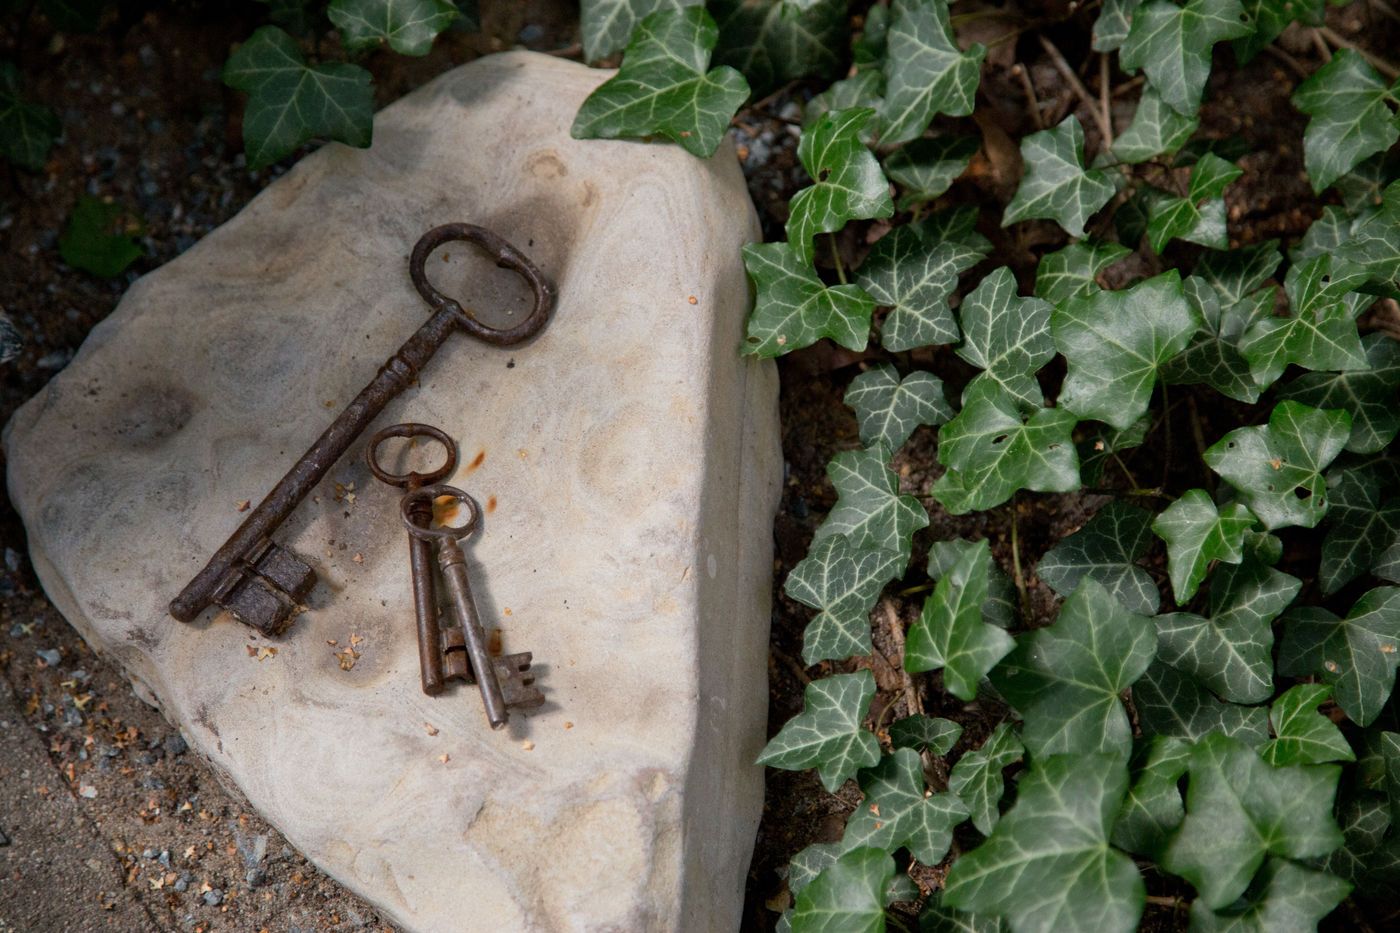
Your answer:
[4,51,779,933]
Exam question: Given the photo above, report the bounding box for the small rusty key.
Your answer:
[169,224,554,634]
[366,423,457,695]
[400,484,543,729]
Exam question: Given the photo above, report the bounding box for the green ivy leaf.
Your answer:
[1261,683,1355,767]
[1238,254,1370,387]
[1003,116,1118,237]
[786,534,905,665]
[788,108,894,264]
[579,0,700,62]
[757,671,882,792]
[1037,501,1160,616]
[845,366,953,451]
[841,748,971,864]
[742,241,876,357]
[1079,416,1151,485]
[1292,48,1400,194]
[927,539,1018,629]
[0,61,59,171]
[889,714,962,755]
[1112,84,1199,163]
[1034,239,1131,306]
[1144,152,1242,253]
[1160,732,1344,909]
[711,0,845,96]
[1119,0,1253,116]
[1110,736,1192,858]
[1190,859,1351,932]
[948,723,1023,836]
[905,539,1015,701]
[1337,180,1400,296]
[1135,659,1270,745]
[1336,151,1400,213]
[878,0,986,145]
[932,388,1080,514]
[919,895,1008,932]
[1324,795,1400,888]
[884,135,979,209]
[956,267,1055,410]
[1317,466,1400,595]
[1161,277,1272,403]
[791,847,896,933]
[327,0,457,56]
[789,841,844,895]
[804,70,884,140]
[571,7,750,159]
[1092,0,1144,51]
[858,225,988,352]
[1280,334,1400,456]
[1196,239,1282,307]
[1234,0,1326,63]
[58,196,144,278]
[991,578,1156,758]
[223,26,373,169]
[1204,400,1352,531]
[1152,488,1255,603]
[943,753,1145,933]
[1279,586,1400,727]
[815,443,929,564]
[1054,269,1200,430]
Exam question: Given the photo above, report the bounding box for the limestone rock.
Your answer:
[4,52,779,932]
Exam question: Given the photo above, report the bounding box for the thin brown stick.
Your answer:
[1099,53,1114,150]
[1373,0,1400,25]
[1038,34,1114,148]
[1011,63,1046,129]
[1263,43,1311,80]
[1311,27,1334,63]
[881,599,923,718]
[1318,25,1400,78]
[773,646,812,686]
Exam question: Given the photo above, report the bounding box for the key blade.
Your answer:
[493,652,544,710]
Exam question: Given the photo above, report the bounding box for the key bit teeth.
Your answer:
[492,653,544,709]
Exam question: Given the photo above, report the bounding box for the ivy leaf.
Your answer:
[711,0,845,96]
[1034,239,1131,306]
[1188,858,1351,933]
[1204,401,1352,531]
[1292,48,1400,194]
[1237,254,1370,386]
[1135,660,1271,745]
[1197,240,1283,308]
[789,841,844,895]
[1111,736,1192,858]
[791,847,895,933]
[845,366,952,452]
[1144,153,1243,253]
[919,895,1008,932]
[889,714,962,755]
[1280,332,1400,457]
[1336,151,1400,213]
[742,241,875,357]
[948,723,1023,836]
[786,534,905,666]
[1279,586,1400,727]
[571,7,750,159]
[878,0,986,145]
[1160,732,1344,909]
[884,135,979,209]
[1152,488,1255,603]
[327,0,457,56]
[906,539,1015,702]
[943,753,1145,933]
[956,267,1055,410]
[1054,269,1200,430]
[1154,560,1299,704]
[933,388,1080,514]
[1037,501,1160,616]
[1337,180,1400,295]
[579,0,699,63]
[1234,0,1325,63]
[1113,84,1199,163]
[858,225,988,352]
[1079,416,1151,485]
[991,578,1156,758]
[841,748,971,864]
[58,196,144,278]
[1324,794,1400,888]
[0,61,59,171]
[927,539,1018,630]
[1002,116,1118,237]
[757,671,882,792]
[1093,0,1144,51]
[222,26,373,169]
[804,70,885,140]
[1261,683,1355,767]
[1317,466,1400,595]
[817,444,929,563]
[1161,277,1272,404]
[1118,0,1253,116]
[787,108,894,264]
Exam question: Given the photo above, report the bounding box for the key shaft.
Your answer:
[437,539,510,729]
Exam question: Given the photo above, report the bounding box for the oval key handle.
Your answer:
[401,484,481,542]
[367,422,458,489]
[409,223,554,346]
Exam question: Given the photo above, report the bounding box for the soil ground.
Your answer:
[1,2,1396,931]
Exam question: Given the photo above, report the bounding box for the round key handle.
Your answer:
[409,223,554,346]
[367,422,458,489]
[401,484,481,543]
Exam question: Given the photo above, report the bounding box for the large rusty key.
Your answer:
[169,224,554,634]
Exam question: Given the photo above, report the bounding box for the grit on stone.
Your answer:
[3,51,780,933]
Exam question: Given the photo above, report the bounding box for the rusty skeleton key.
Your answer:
[169,224,554,634]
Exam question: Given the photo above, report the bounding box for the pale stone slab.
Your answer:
[4,51,779,932]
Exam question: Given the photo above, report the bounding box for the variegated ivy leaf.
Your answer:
[841,748,971,864]
[1161,277,1272,404]
[579,0,699,63]
[1279,586,1400,727]
[889,714,962,755]
[788,840,844,896]
[1144,152,1242,253]
[905,539,1015,701]
[815,443,929,562]
[1324,795,1400,888]
[1196,239,1282,308]
[956,267,1055,410]
[327,0,458,56]
[1154,560,1300,704]
[1111,736,1192,859]
[932,387,1080,514]
[943,754,1145,933]
[948,723,1023,836]
[1161,733,1345,910]
[1113,84,1199,164]
[878,0,986,146]
[858,224,988,351]
[786,534,905,665]
[1261,683,1355,767]
[1034,239,1131,306]
[927,539,1018,629]
[1003,116,1118,237]
[1336,179,1400,297]
[803,70,884,142]
[1092,0,1143,51]
[571,7,750,159]
[1234,0,1326,63]
[845,365,953,451]
[1119,0,1253,116]
[1135,660,1270,745]
[1189,858,1352,933]
[742,241,875,357]
[757,670,882,792]
[1280,334,1400,456]
[1054,269,1200,430]
[1038,501,1160,616]
[991,578,1157,758]
[711,0,845,96]
[884,135,979,209]
[1152,488,1256,603]
[1336,151,1400,214]
[1317,466,1400,596]
[1292,48,1400,194]
[791,846,895,931]
[1204,400,1352,531]
[787,108,894,265]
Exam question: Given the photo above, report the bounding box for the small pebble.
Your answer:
[143,848,158,860]
[246,867,268,888]
[164,733,188,757]
[203,889,223,907]
[36,648,61,666]
[173,878,188,893]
